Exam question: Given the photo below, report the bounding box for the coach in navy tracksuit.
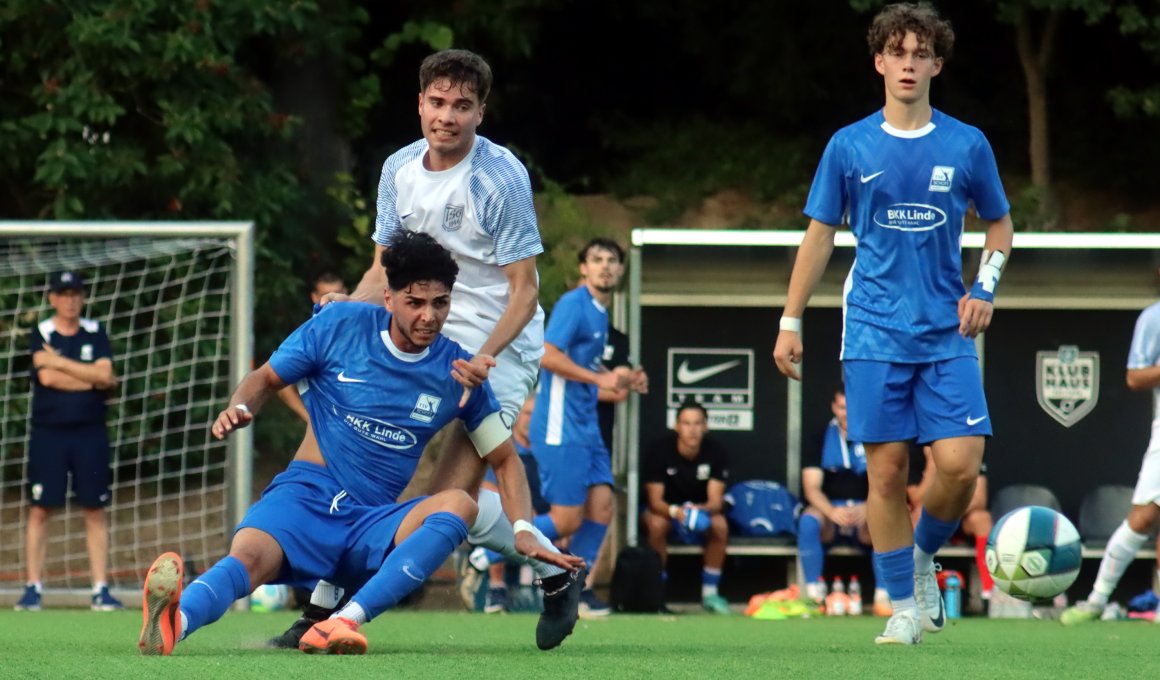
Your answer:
[16,271,122,612]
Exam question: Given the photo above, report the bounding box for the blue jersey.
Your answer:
[530,286,607,447]
[268,303,500,506]
[804,109,1010,362]
[29,317,112,427]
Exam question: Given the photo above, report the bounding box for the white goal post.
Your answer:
[0,223,253,601]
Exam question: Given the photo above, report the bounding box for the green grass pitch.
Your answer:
[2,609,1153,679]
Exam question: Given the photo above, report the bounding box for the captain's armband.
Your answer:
[467,411,511,458]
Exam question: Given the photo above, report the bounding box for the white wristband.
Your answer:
[977,249,1006,294]
[235,404,250,413]
[513,519,535,535]
[668,504,680,519]
[779,316,802,334]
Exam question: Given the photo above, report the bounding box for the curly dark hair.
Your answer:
[419,49,493,103]
[380,230,459,292]
[866,2,955,60]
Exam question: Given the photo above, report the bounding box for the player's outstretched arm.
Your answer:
[211,363,287,439]
[485,440,585,571]
[958,213,1014,338]
[773,220,837,381]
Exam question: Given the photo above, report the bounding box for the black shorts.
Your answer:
[28,424,110,508]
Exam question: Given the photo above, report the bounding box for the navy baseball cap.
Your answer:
[49,271,86,293]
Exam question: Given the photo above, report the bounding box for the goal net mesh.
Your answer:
[0,233,240,596]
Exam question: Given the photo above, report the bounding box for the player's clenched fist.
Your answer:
[211,404,253,439]
[773,330,803,381]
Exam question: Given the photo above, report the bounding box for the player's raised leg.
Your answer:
[300,490,478,655]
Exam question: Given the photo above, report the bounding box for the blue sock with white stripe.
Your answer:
[914,508,960,571]
[350,512,468,620]
[179,555,250,639]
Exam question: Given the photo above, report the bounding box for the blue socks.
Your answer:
[914,508,960,556]
[533,514,559,542]
[873,546,915,604]
[569,520,608,570]
[797,513,824,584]
[351,512,468,620]
[180,555,250,638]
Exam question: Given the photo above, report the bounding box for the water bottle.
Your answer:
[827,577,847,616]
[943,572,962,619]
[848,575,863,616]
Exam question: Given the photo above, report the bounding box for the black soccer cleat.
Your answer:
[536,566,587,651]
[267,603,333,649]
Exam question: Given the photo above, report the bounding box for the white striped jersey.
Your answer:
[1128,300,1160,439]
[374,135,545,363]
[529,286,607,447]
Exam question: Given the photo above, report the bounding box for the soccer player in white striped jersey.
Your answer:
[280,49,586,651]
[773,3,1013,645]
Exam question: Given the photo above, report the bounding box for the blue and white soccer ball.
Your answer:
[250,584,291,612]
[985,505,1081,601]
[682,504,712,534]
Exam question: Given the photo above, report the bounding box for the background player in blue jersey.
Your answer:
[772,3,1014,645]
[293,48,585,652]
[18,271,121,613]
[1063,274,1160,624]
[529,238,635,615]
[138,232,570,656]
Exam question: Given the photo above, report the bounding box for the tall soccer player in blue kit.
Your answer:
[138,231,574,656]
[773,3,1014,645]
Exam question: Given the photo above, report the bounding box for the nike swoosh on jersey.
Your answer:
[966,415,988,426]
[676,359,742,385]
[860,171,885,183]
[337,371,367,384]
[399,212,415,221]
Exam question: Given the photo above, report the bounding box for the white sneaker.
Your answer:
[914,563,945,633]
[874,609,923,645]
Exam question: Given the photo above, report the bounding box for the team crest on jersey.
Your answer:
[442,204,465,232]
[410,393,442,423]
[696,464,711,481]
[1036,345,1099,428]
[929,166,955,192]
[80,344,93,361]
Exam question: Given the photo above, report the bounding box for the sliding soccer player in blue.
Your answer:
[773,3,1014,645]
[139,231,575,656]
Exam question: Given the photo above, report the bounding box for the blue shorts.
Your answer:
[27,425,109,508]
[483,453,550,515]
[844,357,991,444]
[670,518,708,545]
[532,443,613,506]
[237,461,424,590]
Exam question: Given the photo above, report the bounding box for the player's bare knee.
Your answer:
[550,507,583,537]
[709,514,729,540]
[1127,503,1159,533]
[433,488,478,524]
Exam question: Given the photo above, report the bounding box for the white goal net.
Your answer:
[0,223,253,601]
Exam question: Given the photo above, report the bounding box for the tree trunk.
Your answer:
[1014,9,1061,224]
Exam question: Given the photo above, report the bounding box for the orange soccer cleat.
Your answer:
[139,552,184,656]
[299,616,368,655]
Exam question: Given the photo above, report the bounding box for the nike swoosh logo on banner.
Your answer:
[966,415,988,426]
[676,359,742,385]
[860,171,885,183]
[337,371,367,384]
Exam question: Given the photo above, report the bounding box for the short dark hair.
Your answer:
[578,237,625,264]
[380,230,459,292]
[313,272,343,288]
[419,49,493,103]
[867,2,955,60]
[832,382,846,399]
[676,399,707,421]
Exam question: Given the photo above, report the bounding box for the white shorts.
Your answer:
[487,344,538,424]
[1131,446,1160,506]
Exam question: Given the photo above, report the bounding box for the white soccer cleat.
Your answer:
[874,609,923,645]
[914,563,945,633]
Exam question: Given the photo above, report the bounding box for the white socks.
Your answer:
[1089,520,1149,605]
[333,601,368,625]
[469,489,564,579]
[310,580,345,609]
